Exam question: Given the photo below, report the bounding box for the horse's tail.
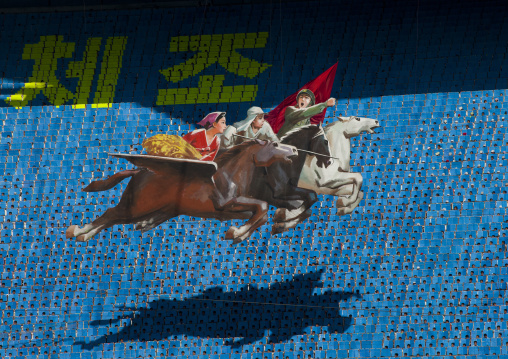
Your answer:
[83,169,140,192]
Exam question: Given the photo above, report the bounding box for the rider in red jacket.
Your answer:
[182,112,227,161]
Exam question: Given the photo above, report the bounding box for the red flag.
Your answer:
[266,62,338,133]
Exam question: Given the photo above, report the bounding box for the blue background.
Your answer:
[0,0,507,358]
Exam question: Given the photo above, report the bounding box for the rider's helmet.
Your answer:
[296,89,316,106]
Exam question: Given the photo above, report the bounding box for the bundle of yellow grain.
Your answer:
[142,134,202,160]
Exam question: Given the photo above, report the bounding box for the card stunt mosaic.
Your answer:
[0,0,507,358]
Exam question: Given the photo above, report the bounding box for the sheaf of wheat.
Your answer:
[142,134,202,160]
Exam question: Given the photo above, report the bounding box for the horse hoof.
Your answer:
[76,234,88,242]
[336,198,346,207]
[271,223,286,235]
[338,207,354,215]
[66,225,78,239]
[225,226,239,240]
[232,237,243,245]
[273,208,287,222]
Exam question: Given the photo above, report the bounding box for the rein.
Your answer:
[232,133,341,160]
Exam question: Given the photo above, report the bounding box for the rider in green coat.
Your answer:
[277,89,336,138]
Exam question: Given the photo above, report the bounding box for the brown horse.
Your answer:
[66,140,297,244]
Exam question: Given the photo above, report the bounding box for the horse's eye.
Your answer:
[356,117,361,121]
[273,142,279,147]
[324,140,328,146]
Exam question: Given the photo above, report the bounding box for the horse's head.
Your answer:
[327,116,380,138]
[309,124,332,168]
[253,140,298,167]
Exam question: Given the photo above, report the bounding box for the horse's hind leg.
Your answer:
[66,223,95,239]
[70,207,123,242]
[75,222,111,242]
[135,213,174,233]
[67,217,116,241]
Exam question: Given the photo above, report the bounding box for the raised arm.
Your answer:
[285,98,336,124]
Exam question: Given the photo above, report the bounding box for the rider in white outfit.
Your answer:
[222,106,279,149]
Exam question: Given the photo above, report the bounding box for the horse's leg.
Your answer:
[67,170,147,240]
[316,172,362,207]
[134,212,169,232]
[75,207,175,242]
[270,187,318,234]
[136,213,175,233]
[66,223,95,238]
[333,184,354,196]
[75,222,110,242]
[221,196,268,244]
[274,207,302,223]
[337,191,364,215]
[272,209,312,234]
[273,187,317,223]
[73,206,124,242]
[67,220,112,239]
[335,173,362,207]
[273,205,310,224]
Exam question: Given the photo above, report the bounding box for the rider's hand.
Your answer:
[326,98,336,107]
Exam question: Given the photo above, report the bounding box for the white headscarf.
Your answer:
[233,106,265,132]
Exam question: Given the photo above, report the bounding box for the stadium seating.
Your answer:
[0,0,507,358]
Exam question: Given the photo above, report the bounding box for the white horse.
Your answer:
[297,115,380,215]
[272,116,379,230]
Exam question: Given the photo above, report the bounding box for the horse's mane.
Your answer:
[324,116,349,130]
[279,124,321,143]
[215,140,259,167]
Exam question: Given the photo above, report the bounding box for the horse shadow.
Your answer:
[76,269,360,349]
